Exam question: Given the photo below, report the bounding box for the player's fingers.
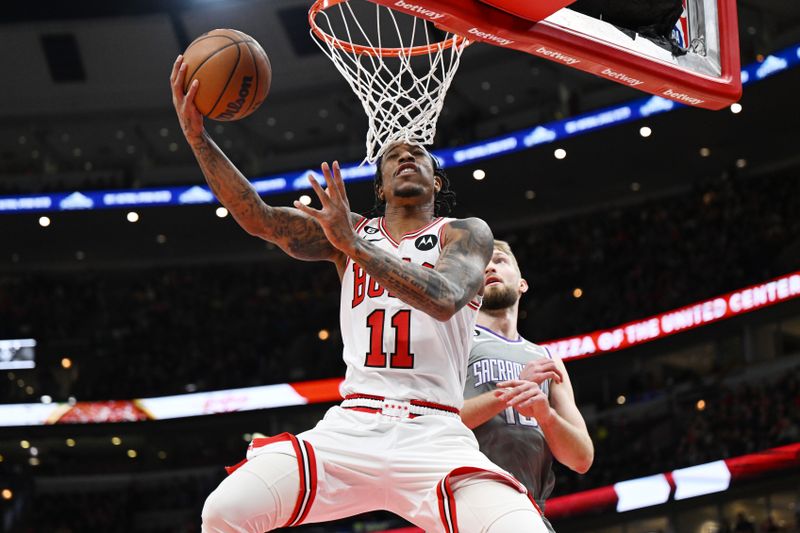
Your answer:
[319,163,340,203]
[332,161,348,200]
[497,380,526,388]
[322,162,343,204]
[174,62,188,94]
[170,55,183,85]
[293,200,322,218]
[498,383,534,402]
[541,371,562,384]
[185,78,199,105]
[307,174,330,206]
[508,387,542,405]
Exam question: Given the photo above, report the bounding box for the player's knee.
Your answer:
[201,487,240,533]
[453,479,547,533]
[201,454,300,533]
[486,508,545,533]
[202,485,264,533]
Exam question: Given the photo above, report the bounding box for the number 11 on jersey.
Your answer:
[365,309,414,369]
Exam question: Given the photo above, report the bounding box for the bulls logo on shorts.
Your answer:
[415,234,437,251]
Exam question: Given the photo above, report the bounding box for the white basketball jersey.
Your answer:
[339,216,482,409]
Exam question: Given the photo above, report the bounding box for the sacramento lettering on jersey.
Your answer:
[471,358,525,387]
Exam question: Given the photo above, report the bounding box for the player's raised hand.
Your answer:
[170,55,204,142]
[496,379,554,423]
[293,161,357,253]
[519,359,563,385]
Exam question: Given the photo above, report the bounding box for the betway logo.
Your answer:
[468,28,513,46]
[662,88,705,106]
[394,0,444,20]
[536,46,579,65]
[601,67,644,86]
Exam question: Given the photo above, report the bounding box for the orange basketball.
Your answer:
[182,29,271,121]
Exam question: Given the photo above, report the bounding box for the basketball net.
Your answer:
[310,0,469,163]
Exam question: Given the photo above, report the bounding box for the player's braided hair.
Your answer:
[370,150,457,217]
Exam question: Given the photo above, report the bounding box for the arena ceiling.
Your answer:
[0,0,799,266]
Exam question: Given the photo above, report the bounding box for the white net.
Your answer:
[310,0,469,163]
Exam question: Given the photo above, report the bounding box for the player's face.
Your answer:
[378,143,441,205]
[482,250,527,310]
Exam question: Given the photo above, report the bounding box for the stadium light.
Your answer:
[472,169,486,180]
[554,148,567,160]
[639,126,652,137]
[126,211,139,223]
[38,216,50,227]
[730,103,742,114]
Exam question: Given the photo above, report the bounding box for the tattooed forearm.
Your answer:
[188,132,337,262]
[351,218,493,321]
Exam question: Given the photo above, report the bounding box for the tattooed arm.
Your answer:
[170,55,348,267]
[292,161,493,320]
[351,218,493,321]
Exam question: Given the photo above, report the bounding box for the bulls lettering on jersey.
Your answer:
[339,217,482,409]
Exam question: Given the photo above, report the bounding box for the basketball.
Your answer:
[181,29,271,121]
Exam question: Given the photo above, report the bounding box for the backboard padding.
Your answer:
[369,0,741,109]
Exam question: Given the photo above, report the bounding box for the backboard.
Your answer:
[367,0,742,110]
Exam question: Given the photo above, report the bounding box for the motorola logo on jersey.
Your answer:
[415,234,437,251]
[364,226,379,234]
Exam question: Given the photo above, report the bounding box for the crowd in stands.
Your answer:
[553,365,800,496]
[1,168,797,402]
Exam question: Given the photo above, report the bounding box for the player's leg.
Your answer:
[452,478,548,533]
[201,453,299,533]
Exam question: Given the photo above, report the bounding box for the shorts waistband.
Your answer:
[341,393,460,419]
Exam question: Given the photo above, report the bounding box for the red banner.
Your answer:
[544,271,800,361]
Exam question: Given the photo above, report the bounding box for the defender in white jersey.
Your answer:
[462,241,595,532]
[171,56,547,533]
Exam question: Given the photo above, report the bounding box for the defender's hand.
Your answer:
[170,55,204,143]
[519,359,563,386]
[496,379,554,424]
[293,161,357,254]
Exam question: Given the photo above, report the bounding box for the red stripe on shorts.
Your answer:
[284,434,307,527]
[296,440,318,525]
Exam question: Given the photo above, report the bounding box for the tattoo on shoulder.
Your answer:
[446,218,494,262]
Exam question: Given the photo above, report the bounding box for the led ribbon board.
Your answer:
[0,272,797,427]
[0,42,797,215]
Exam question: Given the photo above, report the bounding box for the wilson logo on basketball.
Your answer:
[216,76,254,120]
[415,235,437,251]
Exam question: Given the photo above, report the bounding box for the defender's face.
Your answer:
[482,250,527,310]
[378,143,441,204]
